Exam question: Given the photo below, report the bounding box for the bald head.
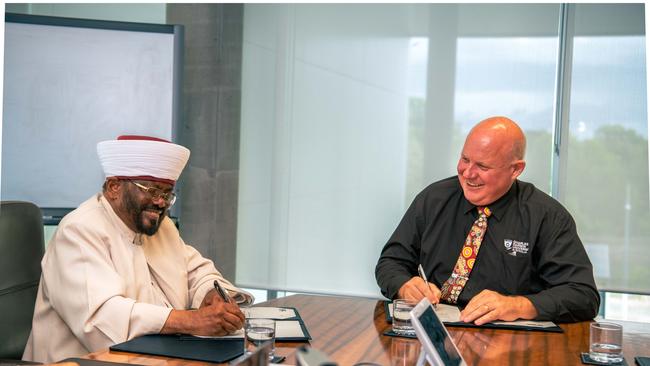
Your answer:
[467,116,526,161]
[457,116,527,206]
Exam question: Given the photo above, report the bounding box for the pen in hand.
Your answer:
[417,264,428,283]
[213,280,232,303]
[418,264,437,307]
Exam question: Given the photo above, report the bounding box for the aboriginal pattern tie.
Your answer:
[440,206,491,304]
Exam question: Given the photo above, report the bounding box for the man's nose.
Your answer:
[462,164,477,178]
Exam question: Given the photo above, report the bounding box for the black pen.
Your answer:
[213,280,232,303]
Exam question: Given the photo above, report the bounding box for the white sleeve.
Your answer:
[182,239,254,308]
[43,221,172,351]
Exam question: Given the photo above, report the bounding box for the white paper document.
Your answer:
[243,307,297,319]
[388,302,557,329]
[193,320,305,339]
[491,320,558,328]
[434,303,462,322]
[389,302,462,322]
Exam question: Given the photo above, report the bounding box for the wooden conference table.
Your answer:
[82,294,650,365]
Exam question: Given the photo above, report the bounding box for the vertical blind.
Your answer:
[236,3,648,297]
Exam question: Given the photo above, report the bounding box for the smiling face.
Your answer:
[104,178,173,236]
[457,117,526,206]
[122,180,172,235]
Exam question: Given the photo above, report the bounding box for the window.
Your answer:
[237,4,648,308]
[566,4,647,294]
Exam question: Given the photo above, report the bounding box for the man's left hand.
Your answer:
[459,289,538,325]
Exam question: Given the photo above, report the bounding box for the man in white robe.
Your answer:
[23,136,253,363]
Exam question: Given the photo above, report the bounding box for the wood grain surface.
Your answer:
[79,294,650,365]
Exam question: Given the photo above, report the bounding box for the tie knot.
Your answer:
[478,206,491,218]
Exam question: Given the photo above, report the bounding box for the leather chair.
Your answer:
[0,201,44,360]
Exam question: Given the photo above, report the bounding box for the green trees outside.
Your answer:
[406,96,649,291]
[566,125,649,291]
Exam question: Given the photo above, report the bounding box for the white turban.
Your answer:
[97,135,190,185]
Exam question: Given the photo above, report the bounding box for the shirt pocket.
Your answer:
[495,239,534,295]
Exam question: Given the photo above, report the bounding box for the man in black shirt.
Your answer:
[375,116,599,323]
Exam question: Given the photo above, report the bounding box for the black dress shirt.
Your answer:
[375,176,600,322]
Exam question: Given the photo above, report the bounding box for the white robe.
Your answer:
[23,193,252,363]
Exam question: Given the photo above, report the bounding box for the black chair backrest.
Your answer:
[0,201,44,359]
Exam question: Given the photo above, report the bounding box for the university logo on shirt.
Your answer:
[504,239,529,256]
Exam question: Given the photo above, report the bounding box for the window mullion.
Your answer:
[551,3,575,202]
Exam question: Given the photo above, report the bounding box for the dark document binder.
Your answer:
[384,301,563,333]
[110,334,243,363]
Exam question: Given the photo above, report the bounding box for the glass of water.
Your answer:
[589,322,623,364]
[392,299,416,336]
[244,318,276,359]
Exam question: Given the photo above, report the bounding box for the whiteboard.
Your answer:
[1,14,182,210]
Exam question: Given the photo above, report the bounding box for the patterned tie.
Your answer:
[440,206,491,304]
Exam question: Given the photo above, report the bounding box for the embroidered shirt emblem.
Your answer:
[504,239,529,256]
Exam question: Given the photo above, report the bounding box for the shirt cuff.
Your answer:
[191,278,255,308]
[130,302,174,338]
[523,293,556,321]
[387,273,413,299]
[229,288,255,306]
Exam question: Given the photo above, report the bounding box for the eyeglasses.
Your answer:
[129,181,177,207]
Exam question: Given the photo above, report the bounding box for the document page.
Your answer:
[192,320,306,339]
[243,307,297,319]
[388,302,461,322]
[491,320,558,328]
[435,303,462,322]
[388,302,557,328]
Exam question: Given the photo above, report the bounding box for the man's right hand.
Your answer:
[397,276,441,304]
[161,301,245,336]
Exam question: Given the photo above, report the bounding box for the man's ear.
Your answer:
[511,160,526,179]
[104,178,122,200]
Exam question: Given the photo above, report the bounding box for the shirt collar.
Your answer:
[461,181,518,221]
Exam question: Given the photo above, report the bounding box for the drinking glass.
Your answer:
[589,322,623,364]
[244,318,276,360]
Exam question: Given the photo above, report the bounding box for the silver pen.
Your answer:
[418,264,437,308]
[417,264,428,283]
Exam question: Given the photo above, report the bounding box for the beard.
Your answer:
[123,189,167,236]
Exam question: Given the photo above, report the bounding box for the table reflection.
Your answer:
[457,330,531,361]
[390,337,421,366]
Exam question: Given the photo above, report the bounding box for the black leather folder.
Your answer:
[384,300,563,333]
[110,334,243,363]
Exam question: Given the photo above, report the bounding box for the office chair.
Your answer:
[0,201,44,360]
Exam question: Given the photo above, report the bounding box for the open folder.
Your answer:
[111,335,244,363]
[181,306,312,342]
[384,301,563,333]
[110,306,311,363]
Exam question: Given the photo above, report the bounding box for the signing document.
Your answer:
[388,302,558,330]
[190,307,309,340]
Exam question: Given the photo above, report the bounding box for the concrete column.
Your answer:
[167,4,243,279]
